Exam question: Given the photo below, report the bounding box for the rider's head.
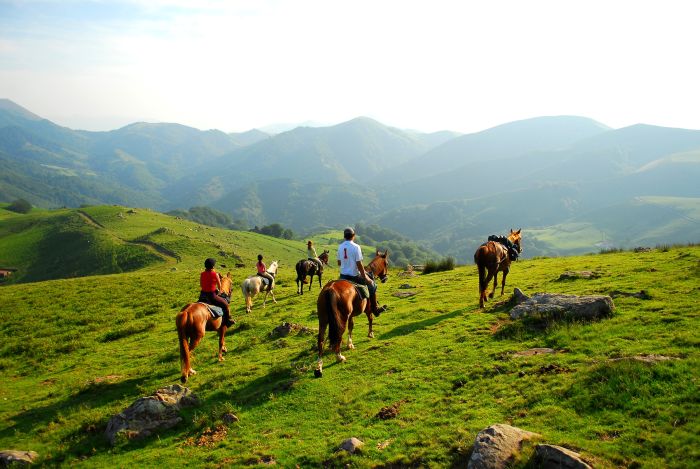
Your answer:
[307,240,313,247]
[204,258,216,270]
[343,227,355,240]
[257,254,263,261]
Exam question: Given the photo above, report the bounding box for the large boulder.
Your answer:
[105,384,200,446]
[510,293,614,321]
[467,424,540,469]
[534,444,592,469]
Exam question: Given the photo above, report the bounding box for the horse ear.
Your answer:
[227,272,231,278]
[516,228,521,234]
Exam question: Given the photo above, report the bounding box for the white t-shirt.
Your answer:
[337,240,363,276]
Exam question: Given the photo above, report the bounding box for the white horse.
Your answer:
[241,260,279,313]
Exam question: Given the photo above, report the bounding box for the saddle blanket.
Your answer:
[257,275,271,286]
[197,302,223,319]
[347,282,370,300]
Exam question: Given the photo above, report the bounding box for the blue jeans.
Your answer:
[339,274,377,295]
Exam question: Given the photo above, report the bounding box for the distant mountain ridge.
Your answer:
[1,98,699,259]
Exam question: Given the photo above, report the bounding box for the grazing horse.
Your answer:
[295,250,330,294]
[175,272,233,383]
[474,229,522,308]
[314,250,389,376]
[241,260,278,313]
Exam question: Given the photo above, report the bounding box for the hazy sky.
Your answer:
[1,0,699,133]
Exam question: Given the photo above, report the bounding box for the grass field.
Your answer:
[0,207,699,467]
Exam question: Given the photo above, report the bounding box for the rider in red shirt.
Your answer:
[256,254,275,292]
[199,258,234,328]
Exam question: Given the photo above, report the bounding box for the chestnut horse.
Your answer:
[474,229,522,308]
[295,250,330,295]
[175,272,233,383]
[314,250,389,376]
[241,260,278,313]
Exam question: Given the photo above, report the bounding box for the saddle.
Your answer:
[258,275,271,286]
[486,235,519,261]
[197,302,224,319]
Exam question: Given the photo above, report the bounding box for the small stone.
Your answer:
[535,444,592,469]
[222,412,239,424]
[467,424,540,469]
[339,437,364,454]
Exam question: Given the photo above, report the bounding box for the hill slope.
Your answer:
[0,239,697,467]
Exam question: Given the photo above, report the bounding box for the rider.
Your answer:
[256,254,275,292]
[199,257,235,328]
[337,227,385,316]
[307,240,323,272]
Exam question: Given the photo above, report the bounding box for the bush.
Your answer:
[422,257,455,274]
[6,198,32,214]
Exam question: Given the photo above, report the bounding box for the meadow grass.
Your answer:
[0,209,699,467]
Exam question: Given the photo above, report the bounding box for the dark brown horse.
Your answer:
[314,250,389,376]
[295,250,330,294]
[175,272,233,383]
[474,229,522,308]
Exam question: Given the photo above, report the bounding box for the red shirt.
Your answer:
[200,270,219,292]
[257,261,266,274]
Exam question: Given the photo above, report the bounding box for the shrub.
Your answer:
[422,257,455,274]
[6,198,32,214]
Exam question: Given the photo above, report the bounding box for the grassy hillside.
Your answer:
[0,215,698,467]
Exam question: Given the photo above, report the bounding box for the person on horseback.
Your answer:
[307,240,323,274]
[199,258,235,328]
[337,227,385,316]
[256,254,275,292]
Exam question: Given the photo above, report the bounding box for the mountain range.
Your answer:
[1,98,699,260]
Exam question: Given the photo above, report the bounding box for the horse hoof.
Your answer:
[368,332,374,339]
[348,343,355,350]
[218,356,224,362]
[314,369,322,378]
[189,369,197,375]
[222,346,228,353]
[337,355,346,362]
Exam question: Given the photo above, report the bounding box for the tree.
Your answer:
[6,198,32,214]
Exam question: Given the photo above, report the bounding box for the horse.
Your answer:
[314,250,389,376]
[474,229,522,308]
[175,272,233,383]
[295,250,330,294]
[241,260,279,314]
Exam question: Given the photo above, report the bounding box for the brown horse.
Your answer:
[474,229,522,308]
[295,250,330,294]
[175,272,233,383]
[314,250,389,376]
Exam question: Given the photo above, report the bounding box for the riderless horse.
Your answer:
[474,229,522,308]
[175,272,233,383]
[241,260,279,313]
[295,250,330,294]
[315,250,389,376]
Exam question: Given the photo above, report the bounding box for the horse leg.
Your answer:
[270,288,277,304]
[187,330,204,376]
[489,271,498,299]
[366,305,374,338]
[483,268,496,303]
[296,277,301,295]
[347,316,355,350]
[317,315,327,374]
[217,327,226,362]
[500,268,509,296]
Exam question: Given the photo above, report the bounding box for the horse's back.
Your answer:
[474,241,507,265]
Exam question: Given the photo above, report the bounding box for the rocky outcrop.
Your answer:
[467,424,540,469]
[104,384,200,446]
[510,293,614,321]
[339,437,364,454]
[534,444,592,469]
[558,271,601,280]
[270,322,315,338]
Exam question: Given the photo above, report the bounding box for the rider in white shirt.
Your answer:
[337,227,384,316]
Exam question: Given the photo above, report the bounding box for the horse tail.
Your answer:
[324,287,342,349]
[475,246,486,292]
[176,307,190,384]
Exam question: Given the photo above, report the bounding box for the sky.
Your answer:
[1,0,699,133]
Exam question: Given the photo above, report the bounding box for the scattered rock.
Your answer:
[633,246,652,253]
[270,322,315,338]
[513,288,529,304]
[0,450,39,466]
[392,291,417,298]
[609,354,678,364]
[339,437,364,454]
[235,263,246,268]
[534,444,592,469]
[170,267,177,272]
[399,283,415,289]
[558,271,601,281]
[222,412,239,424]
[104,384,199,446]
[468,424,540,469]
[513,348,556,357]
[510,293,614,321]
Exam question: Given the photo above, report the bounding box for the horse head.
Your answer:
[509,229,522,254]
[367,249,390,283]
[319,250,330,265]
[219,272,233,296]
[268,261,279,275]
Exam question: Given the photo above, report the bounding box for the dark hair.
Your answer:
[307,240,313,246]
[343,227,355,240]
[257,254,263,261]
[204,258,216,269]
